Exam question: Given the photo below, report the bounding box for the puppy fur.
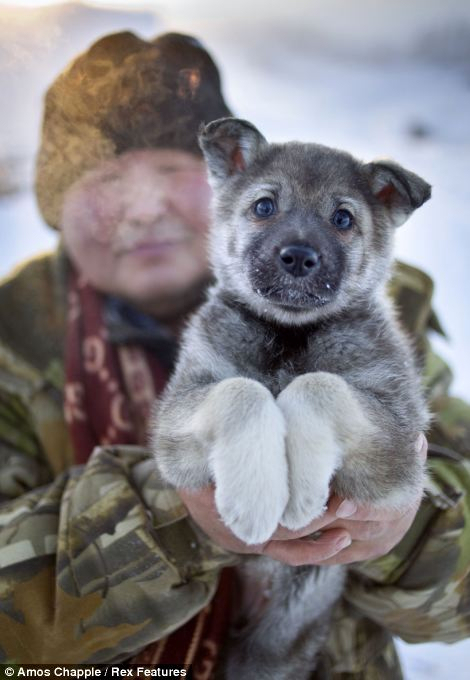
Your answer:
[152,118,431,679]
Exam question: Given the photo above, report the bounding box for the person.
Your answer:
[0,30,469,677]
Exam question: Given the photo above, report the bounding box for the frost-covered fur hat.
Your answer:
[35,31,231,229]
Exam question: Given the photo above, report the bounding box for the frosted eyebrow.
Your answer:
[244,183,282,201]
[333,197,364,213]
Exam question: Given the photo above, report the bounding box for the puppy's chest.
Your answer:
[232,325,351,396]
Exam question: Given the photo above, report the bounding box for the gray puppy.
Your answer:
[152,118,430,679]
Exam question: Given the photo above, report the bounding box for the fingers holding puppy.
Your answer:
[318,434,428,565]
[318,503,421,565]
[178,434,427,567]
[178,485,352,566]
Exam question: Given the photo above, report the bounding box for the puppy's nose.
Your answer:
[279,245,321,277]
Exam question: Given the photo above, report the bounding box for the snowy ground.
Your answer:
[1,1,469,676]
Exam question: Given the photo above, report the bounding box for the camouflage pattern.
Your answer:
[0,249,469,674]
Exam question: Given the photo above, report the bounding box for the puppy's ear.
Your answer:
[198,117,267,185]
[364,160,431,228]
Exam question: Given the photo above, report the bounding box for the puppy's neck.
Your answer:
[217,287,378,334]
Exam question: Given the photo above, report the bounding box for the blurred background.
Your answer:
[0,0,469,675]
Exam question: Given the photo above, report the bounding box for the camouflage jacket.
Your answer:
[0,248,469,675]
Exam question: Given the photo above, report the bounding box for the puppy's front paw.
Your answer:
[280,425,341,530]
[277,375,343,531]
[281,483,329,531]
[215,463,288,544]
[209,380,289,544]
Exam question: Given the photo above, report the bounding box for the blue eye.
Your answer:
[253,197,276,218]
[332,209,353,230]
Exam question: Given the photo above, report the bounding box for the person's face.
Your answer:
[61,148,212,316]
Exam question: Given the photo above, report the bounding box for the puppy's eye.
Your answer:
[253,197,276,218]
[332,209,354,230]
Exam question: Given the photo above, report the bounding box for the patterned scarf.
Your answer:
[64,265,233,676]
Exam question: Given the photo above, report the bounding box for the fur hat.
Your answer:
[35,31,231,229]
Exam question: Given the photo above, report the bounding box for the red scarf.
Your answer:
[64,266,233,676]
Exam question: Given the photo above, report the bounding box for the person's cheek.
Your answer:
[64,198,114,272]
[85,183,124,245]
[174,174,212,231]
[63,177,122,246]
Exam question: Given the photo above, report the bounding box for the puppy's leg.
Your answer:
[277,372,377,530]
[224,560,345,680]
[194,378,288,544]
[156,377,288,544]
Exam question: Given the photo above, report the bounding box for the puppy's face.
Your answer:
[199,119,431,325]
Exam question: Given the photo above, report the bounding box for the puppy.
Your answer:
[152,118,430,679]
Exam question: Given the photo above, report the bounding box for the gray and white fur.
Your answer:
[152,118,431,679]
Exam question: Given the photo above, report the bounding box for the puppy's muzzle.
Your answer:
[279,245,321,278]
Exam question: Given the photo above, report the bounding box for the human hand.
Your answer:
[318,432,428,565]
[178,434,427,567]
[178,484,352,566]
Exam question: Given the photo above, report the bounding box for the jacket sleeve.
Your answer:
[341,264,470,643]
[0,323,236,665]
[343,387,470,644]
[0,433,235,663]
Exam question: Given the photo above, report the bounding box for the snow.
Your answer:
[1,1,469,676]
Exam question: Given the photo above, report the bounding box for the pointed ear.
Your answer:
[364,160,431,228]
[198,117,267,185]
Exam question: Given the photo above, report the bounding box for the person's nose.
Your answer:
[123,185,171,226]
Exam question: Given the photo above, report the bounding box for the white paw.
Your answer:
[280,429,341,531]
[277,382,343,532]
[210,391,288,545]
[215,470,288,544]
[281,482,329,531]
